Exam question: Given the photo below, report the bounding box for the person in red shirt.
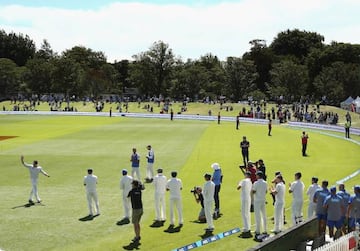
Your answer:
[301,131,309,156]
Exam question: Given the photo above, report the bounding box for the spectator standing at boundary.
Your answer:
[306,177,320,219]
[145,145,155,182]
[337,183,351,234]
[270,175,285,234]
[211,163,223,218]
[166,171,183,228]
[289,172,305,226]
[153,168,167,223]
[236,115,240,130]
[347,186,360,232]
[324,186,345,239]
[345,120,351,138]
[120,169,133,224]
[252,171,268,237]
[203,173,215,231]
[301,131,309,156]
[170,109,174,121]
[20,155,50,204]
[83,168,100,217]
[237,171,253,238]
[240,136,250,167]
[314,180,330,235]
[128,180,144,243]
[268,119,272,136]
[130,148,141,181]
[217,111,221,124]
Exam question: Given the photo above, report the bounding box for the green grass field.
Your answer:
[0,114,359,251]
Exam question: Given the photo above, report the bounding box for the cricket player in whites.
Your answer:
[203,173,215,232]
[84,169,100,217]
[289,172,305,225]
[120,169,133,224]
[237,171,253,238]
[20,155,50,204]
[145,145,155,182]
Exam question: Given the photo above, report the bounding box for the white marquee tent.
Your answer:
[353,96,360,113]
[340,96,354,110]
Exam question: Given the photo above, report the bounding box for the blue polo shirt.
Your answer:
[324,194,344,221]
[314,188,330,215]
[212,169,222,186]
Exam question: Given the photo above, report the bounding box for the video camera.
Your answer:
[190,186,201,195]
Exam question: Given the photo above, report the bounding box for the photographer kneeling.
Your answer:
[191,186,206,223]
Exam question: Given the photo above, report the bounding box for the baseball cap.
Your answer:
[330,186,336,193]
[157,168,163,173]
[211,163,220,170]
[122,169,128,175]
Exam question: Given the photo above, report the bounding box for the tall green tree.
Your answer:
[130,41,175,96]
[224,57,258,101]
[268,60,309,101]
[170,60,208,100]
[0,58,22,97]
[51,57,83,96]
[313,62,360,104]
[62,46,109,97]
[243,39,276,93]
[196,53,225,98]
[23,58,54,95]
[270,29,324,61]
[0,29,36,66]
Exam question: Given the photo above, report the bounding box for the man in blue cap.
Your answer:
[324,186,345,239]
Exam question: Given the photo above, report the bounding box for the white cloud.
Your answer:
[0,0,359,62]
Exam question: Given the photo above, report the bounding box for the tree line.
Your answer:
[1,28,360,104]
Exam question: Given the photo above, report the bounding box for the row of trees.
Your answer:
[1,29,360,104]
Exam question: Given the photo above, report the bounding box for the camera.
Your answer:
[190,186,201,195]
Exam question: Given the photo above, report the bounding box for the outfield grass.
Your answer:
[1,100,360,128]
[0,114,359,251]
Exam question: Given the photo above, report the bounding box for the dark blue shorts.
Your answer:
[327,218,343,228]
[317,213,327,221]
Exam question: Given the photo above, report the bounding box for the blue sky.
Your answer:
[0,0,239,9]
[0,0,359,62]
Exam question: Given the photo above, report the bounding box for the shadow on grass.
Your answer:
[78,214,99,222]
[123,241,141,250]
[200,230,214,239]
[163,224,183,233]
[12,202,44,209]
[150,220,164,228]
[117,218,130,226]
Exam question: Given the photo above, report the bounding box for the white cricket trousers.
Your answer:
[169,198,183,225]
[254,200,267,234]
[204,200,214,229]
[241,199,251,231]
[274,202,284,232]
[307,201,316,219]
[155,192,166,221]
[292,200,303,225]
[29,180,40,201]
[122,193,131,218]
[131,167,141,181]
[86,191,100,215]
[146,163,154,179]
